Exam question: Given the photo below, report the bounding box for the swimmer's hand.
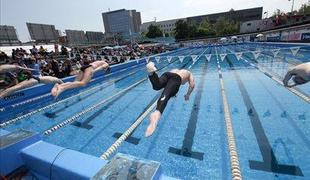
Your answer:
[184,94,190,101]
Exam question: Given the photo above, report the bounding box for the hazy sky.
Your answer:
[1,0,309,41]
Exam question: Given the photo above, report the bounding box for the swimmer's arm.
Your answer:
[94,61,110,72]
[283,69,295,87]
[185,73,195,100]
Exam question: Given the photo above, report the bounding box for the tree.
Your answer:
[298,3,310,15]
[146,24,163,38]
[214,17,239,36]
[174,20,190,40]
[165,33,169,37]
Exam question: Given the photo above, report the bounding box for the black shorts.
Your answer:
[149,72,182,113]
[80,65,92,72]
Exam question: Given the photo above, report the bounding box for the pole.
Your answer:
[291,0,295,13]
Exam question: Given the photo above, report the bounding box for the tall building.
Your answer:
[102,9,141,36]
[187,7,263,24]
[0,25,19,45]
[141,18,185,36]
[141,7,263,37]
[26,22,59,43]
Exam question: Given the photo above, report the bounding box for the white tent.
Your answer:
[231,36,238,39]
[102,46,113,50]
[256,34,264,38]
[220,37,227,42]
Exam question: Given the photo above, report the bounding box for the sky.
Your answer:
[1,0,309,42]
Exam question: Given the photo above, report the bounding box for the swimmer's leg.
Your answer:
[149,72,169,90]
[145,82,177,137]
[52,68,93,97]
[0,79,38,98]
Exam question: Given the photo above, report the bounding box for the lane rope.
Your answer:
[100,47,209,160]
[43,53,192,135]
[215,47,242,180]
[0,66,145,128]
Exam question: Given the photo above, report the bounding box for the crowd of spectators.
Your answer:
[0,43,169,90]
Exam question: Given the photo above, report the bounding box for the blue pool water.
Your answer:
[1,43,309,179]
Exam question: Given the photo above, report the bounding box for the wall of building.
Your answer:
[141,18,185,36]
[65,30,87,45]
[85,31,104,44]
[0,25,19,45]
[187,7,263,24]
[102,9,141,36]
[26,23,59,42]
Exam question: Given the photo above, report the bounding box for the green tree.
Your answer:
[146,24,163,38]
[174,20,190,40]
[214,17,239,36]
[298,3,310,15]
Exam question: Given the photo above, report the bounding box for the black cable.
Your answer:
[49,148,68,180]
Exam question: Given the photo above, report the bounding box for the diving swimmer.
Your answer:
[145,62,195,137]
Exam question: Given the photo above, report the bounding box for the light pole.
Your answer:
[288,0,295,13]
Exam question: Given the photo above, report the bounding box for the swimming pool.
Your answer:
[1,43,309,179]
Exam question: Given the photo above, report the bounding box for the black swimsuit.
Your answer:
[80,65,92,72]
[149,72,182,113]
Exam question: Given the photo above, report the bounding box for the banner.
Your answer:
[167,56,173,63]
[290,47,300,56]
[108,56,112,61]
[253,51,261,59]
[155,56,160,63]
[116,56,121,62]
[220,54,226,61]
[205,54,212,62]
[126,56,131,61]
[191,55,198,62]
[235,52,243,60]
[145,57,150,63]
[179,56,185,63]
[271,49,280,57]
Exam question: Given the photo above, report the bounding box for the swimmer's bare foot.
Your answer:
[146,62,157,75]
[145,111,161,137]
[54,85,64,98]
[51,84,59,97]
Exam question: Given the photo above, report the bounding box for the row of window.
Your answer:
[159,24,175,28]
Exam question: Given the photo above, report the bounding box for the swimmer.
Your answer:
[283,62,310,87]
[0,64,35,73]
[0,72,63,98]
[51,60,110,97]
[145,62,195,137]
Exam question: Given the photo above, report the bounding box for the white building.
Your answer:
[141,18,185,36]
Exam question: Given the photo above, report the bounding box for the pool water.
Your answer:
[1,44,310,179]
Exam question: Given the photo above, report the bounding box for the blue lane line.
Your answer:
[226,57,303,176]
[168,60,208,160]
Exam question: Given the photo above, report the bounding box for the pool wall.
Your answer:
[0,129,179,179]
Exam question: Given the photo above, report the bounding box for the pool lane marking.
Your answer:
[225,57,303,176]
[215,47,242,180]
[43,55,191,135]
[224,46,310,104]
[101,47,208,159]
[168,60,208,160]
[0,66,146,128]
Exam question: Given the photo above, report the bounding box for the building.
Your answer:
[240,19,275,33]
[0,25,19,45]
[85,31,104,44]
[65,30,87,46]
[141,18,185,36]
[102,9,141,36]
[187,7,263,24]
[141,7,262,37]
[26,22,59,43]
